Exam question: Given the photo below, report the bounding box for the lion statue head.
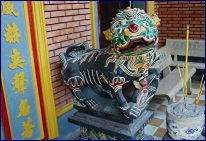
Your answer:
[104,7,160,51]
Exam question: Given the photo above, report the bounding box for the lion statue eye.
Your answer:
[143,22,149,27]
[116,28,122,34]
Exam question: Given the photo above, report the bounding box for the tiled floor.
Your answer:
[144,83,205,140]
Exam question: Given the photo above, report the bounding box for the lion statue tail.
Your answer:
[59,42,92,67]
[65,42,90,55]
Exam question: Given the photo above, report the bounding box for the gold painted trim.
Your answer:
[31,1,58,139]
[90,1,96,48]
[56,102,74,117]
[24,2,44,139]
[147,1,155,16]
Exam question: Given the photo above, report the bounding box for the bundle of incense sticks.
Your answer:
[177,25,205,109]
[177,64,188,109]
[176,25,190,107]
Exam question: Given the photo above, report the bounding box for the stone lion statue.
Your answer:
[60,7,160,119]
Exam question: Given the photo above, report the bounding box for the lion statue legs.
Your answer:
[64,68,160,119]
[72,88,97,109]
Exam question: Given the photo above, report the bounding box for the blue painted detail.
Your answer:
[186,128,198,134]
[172,130,178,135]
[53,109,80,140]
[1,2,42,139]
[172,125,177,129]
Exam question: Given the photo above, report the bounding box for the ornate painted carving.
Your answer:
[1,1,19,17]
[17,99,30,118]
[106,7,159,51]
[4,23,21,43]
[12,71,28,94]
[60,7,160,119]
[9,48,25,69]
[1,2,45,139]
[21,117,35,139]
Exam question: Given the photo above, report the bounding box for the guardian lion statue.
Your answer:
[60,7,160,119]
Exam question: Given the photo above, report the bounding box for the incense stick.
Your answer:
[177,64,185,95]
[195,74,204,105]
[198,74,204,94]
[184,25,189,97]
[177,64,183,80]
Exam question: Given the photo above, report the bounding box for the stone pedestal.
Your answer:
[68,86,154,139]
[69,110,154,140]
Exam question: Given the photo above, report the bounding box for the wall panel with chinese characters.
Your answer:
[1,1,45,140]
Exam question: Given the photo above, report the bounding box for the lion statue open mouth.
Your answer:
[60,7,160,119]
